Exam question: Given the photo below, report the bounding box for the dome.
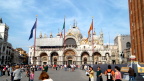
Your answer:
[66,27,82,38]
[93,35,99,40]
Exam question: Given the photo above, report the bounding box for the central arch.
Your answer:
[63,49,76,65]
[93,52,101,64]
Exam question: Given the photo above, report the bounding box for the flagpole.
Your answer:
[33,15,37,64]
[92,17,94,54]
[92,17,94,65]
[63,17,66,64]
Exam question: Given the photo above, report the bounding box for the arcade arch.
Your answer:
[51,52,59,64]
[81,52,89,64]
[93,52,101,64]
[40,52,48,65]
[63,49,76,65]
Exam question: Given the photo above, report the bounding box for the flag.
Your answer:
[29,19,37,40]
[88,21,93,35]
[62,18,65,30]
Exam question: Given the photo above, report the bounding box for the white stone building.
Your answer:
[29,22,120,65]
[114,34,131,63]
[0,18,21,65]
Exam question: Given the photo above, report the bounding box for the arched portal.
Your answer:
[40,53,48,65]
[51,52,58,65]
[81,52,89,64]
[63,49,76,65]
[93,52,101,64]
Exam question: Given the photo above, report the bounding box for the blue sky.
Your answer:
[0,0,130,52]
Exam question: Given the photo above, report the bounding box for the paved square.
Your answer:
[0,68,128,81]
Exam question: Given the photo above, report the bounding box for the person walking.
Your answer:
[114,66,122,81]
[13,65,22,81]
[2,65,6,75]
[87,67,94,81]
[64,64,67,71]
[39,71,53,81]
[96,66,103,81]
[128,67,135,81]
[43,65,48,72]
[105,65,115,81]
[30,70,34,81]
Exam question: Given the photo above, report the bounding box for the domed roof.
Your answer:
[66,26,82,38]
[93,35,99,40]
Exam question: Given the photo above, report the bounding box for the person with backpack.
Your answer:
[105,65,115,81]
[114,66,122,81]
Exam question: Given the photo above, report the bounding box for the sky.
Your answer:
[0,0,130,52]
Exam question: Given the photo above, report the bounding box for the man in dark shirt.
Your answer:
[128,67,135,81]
[43,65,48,72]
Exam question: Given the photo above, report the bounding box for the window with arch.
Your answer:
[126,42,131,48]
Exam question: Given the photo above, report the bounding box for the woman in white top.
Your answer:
[39,71,53,81]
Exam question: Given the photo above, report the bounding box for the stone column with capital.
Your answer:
[48,56,51,65]
[89,56,93,64]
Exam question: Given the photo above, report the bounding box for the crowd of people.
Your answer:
[0,64,136,81]
[85,65,135,81]
[0,64,78,81]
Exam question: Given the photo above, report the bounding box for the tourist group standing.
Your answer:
[86,65,135,81]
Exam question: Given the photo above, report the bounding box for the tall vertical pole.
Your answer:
[92,17,94,54]
[92,17,94,65]
[63,17,65,64]
[33,16,37,65]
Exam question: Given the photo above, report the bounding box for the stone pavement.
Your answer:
[0,68,128,81]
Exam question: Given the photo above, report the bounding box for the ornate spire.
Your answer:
[57,28,60,36]
[100,28,103,35]
[44,33,47,38]
[73,19,76,28]
[50,32,53,38]
[39,32,42,38]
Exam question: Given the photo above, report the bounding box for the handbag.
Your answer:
[86,74,89,76]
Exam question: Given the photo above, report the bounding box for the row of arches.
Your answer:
[36,49,110,65]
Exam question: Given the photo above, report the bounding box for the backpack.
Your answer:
[107,70,113,80]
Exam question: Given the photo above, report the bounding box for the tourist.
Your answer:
[96,66,103,81]
[114,66,122,81]
[64,64,67,71]
[67,64,71,72]
[84,65,88,71]
[39,71,53,81]
[7,66,10,76]
[43,65,48,72]
[105,65,115,81]
[13,65,22,81]
[10,66,15,81]
[2,65,6,75]
[87,66,94,81]
[128,67,135,81]
[30,70,34,81]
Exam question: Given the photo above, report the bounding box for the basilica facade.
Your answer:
[28,23,119,65]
